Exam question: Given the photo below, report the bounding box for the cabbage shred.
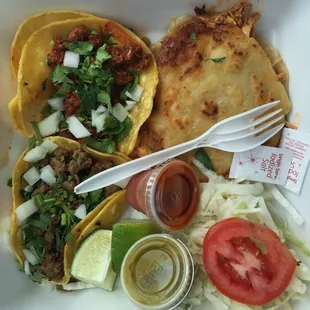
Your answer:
[174,161,310,310]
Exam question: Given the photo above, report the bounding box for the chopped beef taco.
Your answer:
[10,137,129,285]
[15,17,158,155]
[10,10,94,78]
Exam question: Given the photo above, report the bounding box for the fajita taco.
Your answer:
[14,16,158,155]
[11,10,94,78]
[10,136,129,285]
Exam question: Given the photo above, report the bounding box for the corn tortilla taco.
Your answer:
[133,0,291,178]
[10,136,129,285]
[15,17,158,156]
[11,10,94,78]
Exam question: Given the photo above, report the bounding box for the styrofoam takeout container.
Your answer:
[0,0,310,309]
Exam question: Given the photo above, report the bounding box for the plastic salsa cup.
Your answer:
[121,234,194,310]
[126,160,200,231]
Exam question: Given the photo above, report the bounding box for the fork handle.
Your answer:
[75,139,200,194]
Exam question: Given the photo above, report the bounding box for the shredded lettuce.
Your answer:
[177,171,309,310]
[275,219,310,257]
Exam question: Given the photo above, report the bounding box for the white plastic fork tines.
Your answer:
[74,100,284,194]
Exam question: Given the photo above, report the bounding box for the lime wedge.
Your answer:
[111,219,160,273]
[71,230,116,291]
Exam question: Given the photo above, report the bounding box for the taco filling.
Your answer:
[15,142,121,283]
[40,24,151,153]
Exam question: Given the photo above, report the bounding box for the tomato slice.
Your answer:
[203,218,296,306]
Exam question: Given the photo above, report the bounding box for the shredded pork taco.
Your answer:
[15,17,158,155]
[10,137,129,285]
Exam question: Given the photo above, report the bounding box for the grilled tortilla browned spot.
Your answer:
[132,0,291,179]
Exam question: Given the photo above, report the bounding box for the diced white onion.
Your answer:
[23,146,48,163]
[24,260,31,275]
[41,139,58,153]
[114,176,132,189]
[40,167,56,185]
[96,105,107,113]
[23,166,40,186]
[96,112,109,133]
[63,51,80,68]
[24,185,34,193]
[47,97,65,111]
[23,249,39,266]
[38,111,61,137]
[125,100,136,111]
[92,106,109,132]
[112,103,128,122]
[125,84,144,102]
[66,115,91,139]
[74,204,87,220]
[40,165,55,176]
[63,282,95,291]
[15,199,38,225]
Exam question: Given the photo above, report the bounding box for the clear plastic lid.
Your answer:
[121,234,194,310]
[145,159,200,231]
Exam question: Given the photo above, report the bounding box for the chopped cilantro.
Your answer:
[28,219,48,231]
[51,65,72,84]
[39,214,51,225]
[56,173,67,184]
[61,213,67,226]
[97,90,112,113]
[195,149,215,171]
[204,56,226,63]
[90,189,103,204]
[54,81,75,96]
[184,304,191,310]
[95,44,111,68]
[59,114,69,131]
[190,32,196,40]
[28,135,36,150]
[78,85,100,114]
[84,137,115,153]
[65,232,73,242]
[29,271,44,284]
[103,33,113,42]
[115,117,133,142]
[41,79,47,92]
[31,122,43,145]
[66,41,94,55]
[90,30,97,35]
[120,71,138,101]
[20,189,32,201]
[103,116,124,134]
[7,178,12,188]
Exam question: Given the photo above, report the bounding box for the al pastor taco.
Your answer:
[10,136,129,285]
[15,17,158,155]
[11,10,94,78]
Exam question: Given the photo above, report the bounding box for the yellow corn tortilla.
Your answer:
[133,0,291,178]
[73,190,127,253]
[10,136,129,285]
[8,96,25,134]
[16,17,158,155]
[11,10,94,78]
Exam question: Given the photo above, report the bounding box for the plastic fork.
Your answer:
[75,100,284,194]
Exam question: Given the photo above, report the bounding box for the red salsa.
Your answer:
[126,160,200,230]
